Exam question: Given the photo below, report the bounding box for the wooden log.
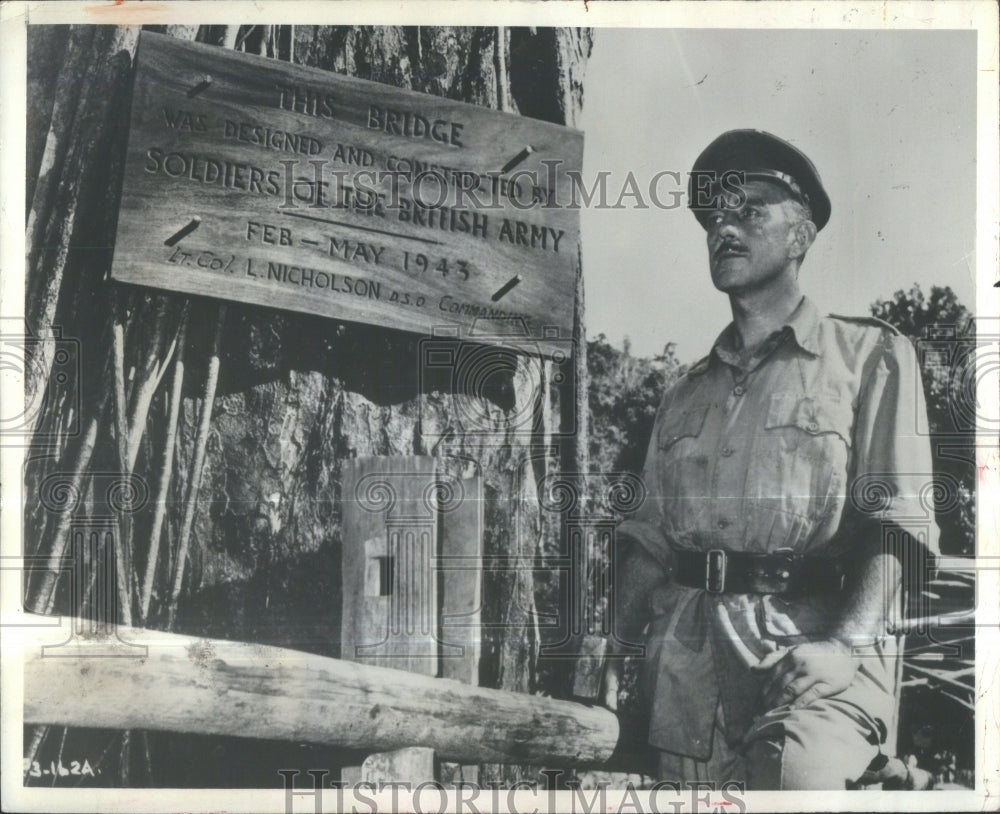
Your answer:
[22,614,619,768]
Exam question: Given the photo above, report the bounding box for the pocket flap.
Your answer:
[764,393,852,446]
[658,404,710,449]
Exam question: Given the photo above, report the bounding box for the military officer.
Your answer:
[605,130,938,789]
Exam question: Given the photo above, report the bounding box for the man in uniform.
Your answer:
[604,130,938,789]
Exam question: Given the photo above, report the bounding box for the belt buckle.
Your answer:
[705,549,727,594]
[774,547,796,571]
[772,548,797,594]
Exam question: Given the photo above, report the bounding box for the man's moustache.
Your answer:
[714,241,748,259]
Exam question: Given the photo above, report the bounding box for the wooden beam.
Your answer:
[22,615,619,768]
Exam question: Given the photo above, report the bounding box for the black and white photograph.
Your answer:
[1,2,997,812]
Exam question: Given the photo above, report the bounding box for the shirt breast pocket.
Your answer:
[658,404,711,453]
[656,404,711,538]
[753,393,853,540]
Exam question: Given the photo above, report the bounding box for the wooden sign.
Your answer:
[110,32,583,356]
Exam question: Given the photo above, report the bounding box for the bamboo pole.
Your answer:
[166,305,226,631]
[25,28,139,438]
[22,614,620,768]
[140,306,189,623]
[111,291,134,626]
[28,389,110,615]
[125,297,175,472]
[495,27,512,113]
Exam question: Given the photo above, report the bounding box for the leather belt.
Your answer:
[674,548,846,596]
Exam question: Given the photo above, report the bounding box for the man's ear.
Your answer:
[789,219,817,261]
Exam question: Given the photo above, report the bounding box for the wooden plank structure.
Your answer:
[21,613,619,768]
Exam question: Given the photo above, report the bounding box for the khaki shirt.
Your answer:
[618,296,939,759]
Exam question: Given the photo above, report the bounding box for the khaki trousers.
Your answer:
[656,697,883,790]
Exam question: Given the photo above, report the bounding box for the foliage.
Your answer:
[587,335,682,478]
[869,284,976,556]
[870,284,976,784]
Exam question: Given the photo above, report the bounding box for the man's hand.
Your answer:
[751,638,859,711]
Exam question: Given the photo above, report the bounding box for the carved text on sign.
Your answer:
[111,32,583,356]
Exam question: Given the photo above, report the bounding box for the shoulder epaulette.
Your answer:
[827,313,901,336]
[685,355,712,376]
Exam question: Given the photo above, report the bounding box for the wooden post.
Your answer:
[349,748,436,786]
[438,473,483,784]
[572,635,608,700]
[341,456,440,674]
[340,456,439,784]
[340,457,485,783]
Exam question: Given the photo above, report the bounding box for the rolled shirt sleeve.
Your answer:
[849,330,941,563]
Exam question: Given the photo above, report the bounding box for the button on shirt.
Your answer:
[617,296,939,760]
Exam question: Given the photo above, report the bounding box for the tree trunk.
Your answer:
[23,23,592,786]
